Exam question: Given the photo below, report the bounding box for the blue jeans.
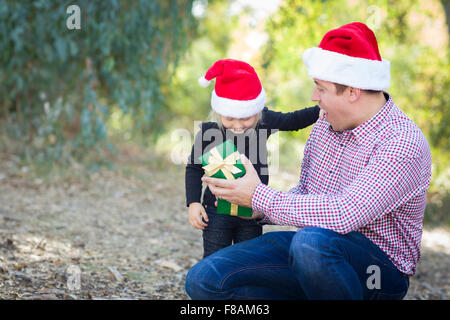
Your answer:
[186,227,409,300]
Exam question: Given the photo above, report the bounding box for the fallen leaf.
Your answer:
[107,267,124,282]
[157,260,182,272]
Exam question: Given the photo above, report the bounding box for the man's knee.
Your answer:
[185,259,214,299]
[289,227,339,274]
[290,227,336,251]
[186,253,232,300]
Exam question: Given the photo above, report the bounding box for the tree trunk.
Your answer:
[441,0,450,37]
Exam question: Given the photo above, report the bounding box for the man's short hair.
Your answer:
[334,83,381,95]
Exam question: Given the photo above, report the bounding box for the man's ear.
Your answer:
[347,87,361,103]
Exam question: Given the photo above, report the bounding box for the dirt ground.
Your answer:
[0,148,448,300]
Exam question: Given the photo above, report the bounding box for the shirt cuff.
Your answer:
[252,183,278,223]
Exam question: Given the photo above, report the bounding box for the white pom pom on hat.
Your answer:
[198,76,211,88]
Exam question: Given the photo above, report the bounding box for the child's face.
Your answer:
[220,114,259,134]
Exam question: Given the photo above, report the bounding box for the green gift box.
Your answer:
[198,139,253,217]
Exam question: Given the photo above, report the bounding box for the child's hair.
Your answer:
[208,110,262,131]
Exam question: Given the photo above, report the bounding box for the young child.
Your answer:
[185,59,319,258]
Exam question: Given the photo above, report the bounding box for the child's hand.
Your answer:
[319,108,326,120]
[188,202,209,230]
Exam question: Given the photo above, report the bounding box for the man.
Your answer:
[185,22,432,300]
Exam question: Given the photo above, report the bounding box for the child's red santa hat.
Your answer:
[302,22,390,91]
[198,59,266,118]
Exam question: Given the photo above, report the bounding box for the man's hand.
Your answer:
[202,154,262,209]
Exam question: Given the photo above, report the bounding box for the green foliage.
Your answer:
[0,0,197,166]
[164,0,239,131]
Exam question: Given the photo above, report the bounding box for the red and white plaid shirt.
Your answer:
[252,95,432,275]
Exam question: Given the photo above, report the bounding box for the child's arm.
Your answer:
[185,127,210,229]
[186,164,209,229]
[261,105,320,131]
[185,129,205,208]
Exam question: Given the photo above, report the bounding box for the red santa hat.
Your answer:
[302,22,390,91]
[198,59,266,118]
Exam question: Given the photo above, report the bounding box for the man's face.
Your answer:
[311,79,350,132]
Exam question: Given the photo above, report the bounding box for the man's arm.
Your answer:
[204,137,429,229]
[252,150,426,234]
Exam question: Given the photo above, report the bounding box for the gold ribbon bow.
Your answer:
[202,148,242,215]
[203,148,242,179]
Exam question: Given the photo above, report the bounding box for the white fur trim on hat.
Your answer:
[211,88,266,118]
[302,47,390,90]
[198,76,211,88]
